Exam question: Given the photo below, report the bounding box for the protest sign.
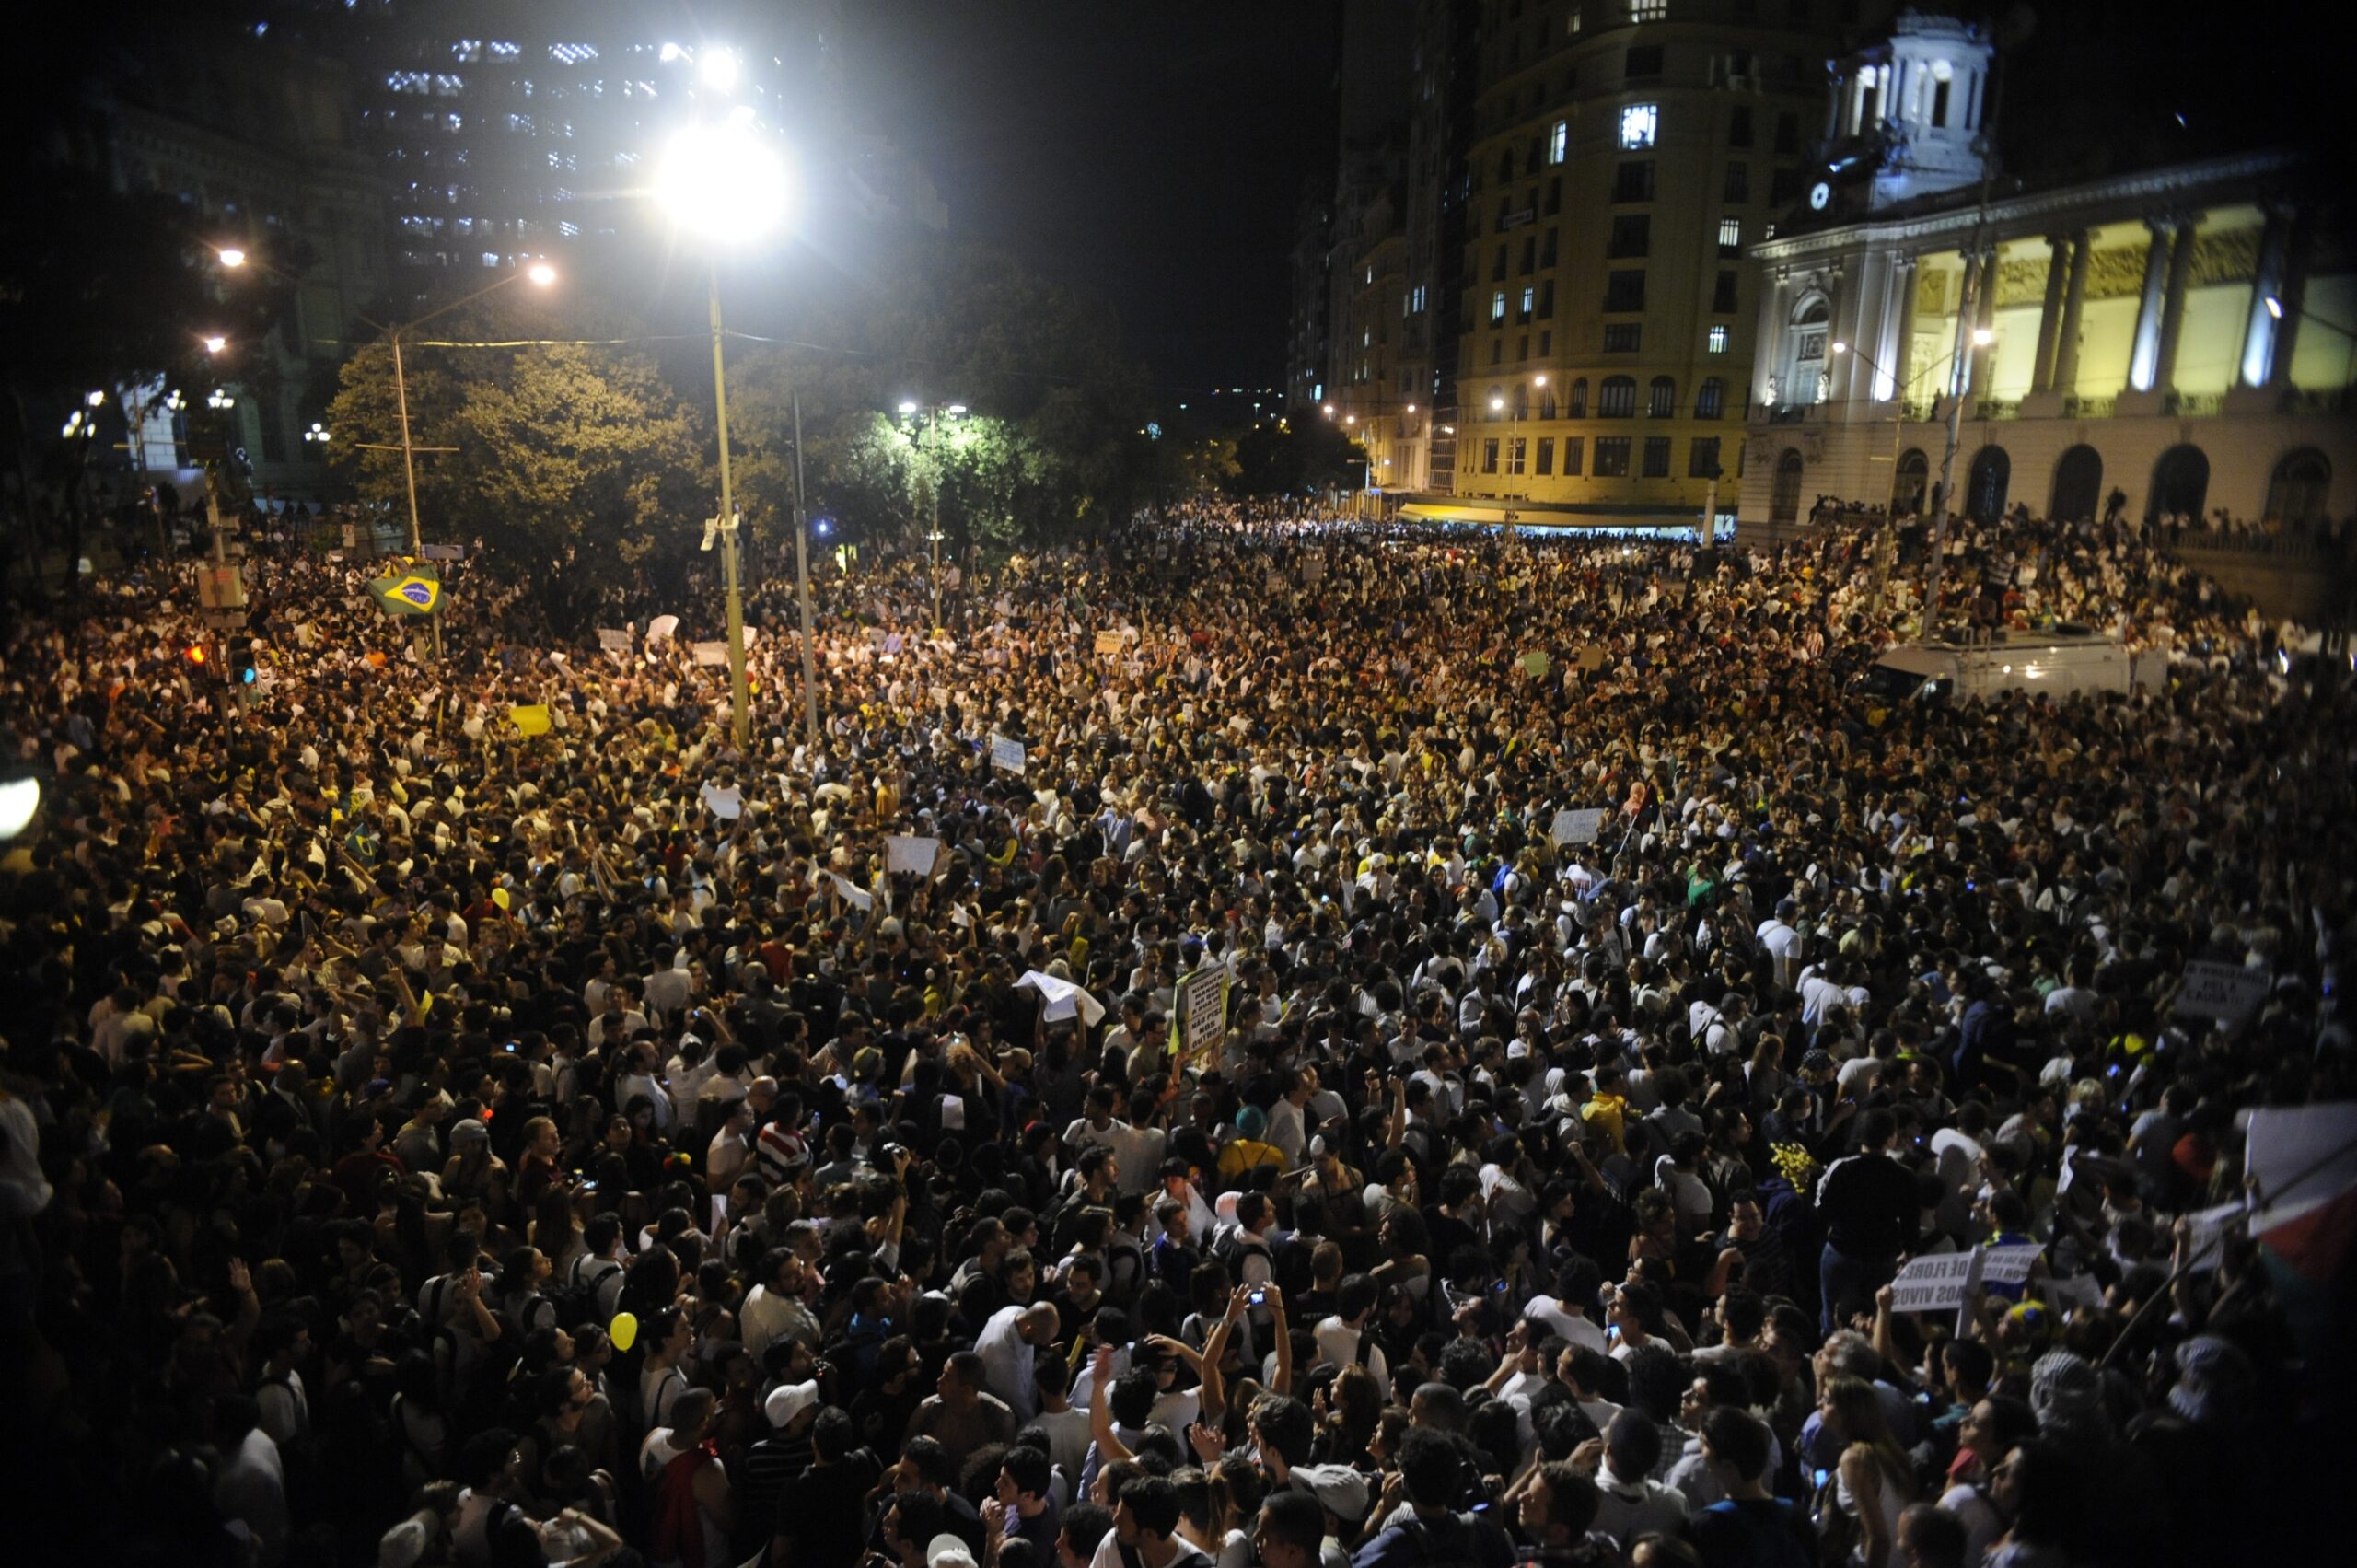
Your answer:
[1551,807,1607,846]
[2175,960,2269,1027]
[885,835,941,877]
[827,873,874,912]
[646,614,679,642]
[1182,967,1226,1062]
[508,703,552,738]
[691,640,728,668]
[1576,645,1608,671]
[1521,650,1550,678]
[699,782,743,821]
[597,627,632,655]
[1887,1251,1980,1313]
[990,735,1028,774]
[1095,630,1125,656]
[1017,969,1106,1026]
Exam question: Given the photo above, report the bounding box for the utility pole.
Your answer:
[388,331,443,659]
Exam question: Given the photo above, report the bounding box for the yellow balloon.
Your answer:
[610,1311,638,1353]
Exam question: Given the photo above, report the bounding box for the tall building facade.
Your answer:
[1301,0,1892,524]
[88,22,388,491]
[289,0,939,285]
[1736,14,2352,533]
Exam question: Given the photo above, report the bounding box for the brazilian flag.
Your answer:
[367,568,442,618]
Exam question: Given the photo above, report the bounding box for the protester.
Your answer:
[0,496,2347,1568]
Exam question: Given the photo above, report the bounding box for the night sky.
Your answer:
[838,1,1341,398]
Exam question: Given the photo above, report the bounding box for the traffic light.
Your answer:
[230,645,258,686]
[184,644,206,666]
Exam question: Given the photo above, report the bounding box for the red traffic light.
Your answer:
[185,645,207,665]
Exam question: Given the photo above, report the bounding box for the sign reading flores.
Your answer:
[1887,1243,2044,1312]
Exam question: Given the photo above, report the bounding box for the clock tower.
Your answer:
[1821,9,1997,215]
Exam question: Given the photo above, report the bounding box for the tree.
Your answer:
[322,296,709,591]
[723,236,1155,550]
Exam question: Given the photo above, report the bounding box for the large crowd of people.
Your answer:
[0,494,2348,1568]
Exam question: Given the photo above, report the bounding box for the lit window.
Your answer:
[1550,121,1568,164]
[1492,291,1507,323]
[1567,5,1583,33]
[453,40,482,63]
[1631,0,1668,19]
[550,42,598,64]
[1620,105,1658,149]
[1719,216,1742,249]
[489,41,521,61]
[387,71,433,94]
[1520,285,1535,319]
[1708,325,1730,354]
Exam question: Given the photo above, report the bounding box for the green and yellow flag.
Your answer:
[367,569,442,618]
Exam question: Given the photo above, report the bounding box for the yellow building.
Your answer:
[1440,0,1871,527]
[1737,15,2351,532]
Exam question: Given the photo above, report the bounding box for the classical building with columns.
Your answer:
[1736,11,2351,538]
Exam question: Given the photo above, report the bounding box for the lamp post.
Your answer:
[219,247,557,655]
[897,399,967,628]
[656,115,796,752]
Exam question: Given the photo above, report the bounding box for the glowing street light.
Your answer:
[898,400,920,415]
[86,389,105,408]
[656,110,807,749]
[207,389,237,410]
[305,422,331,446]
[527,261,558,287]
[1971,327,1995,347]
[699,47,741,92]
[202,335,226,354]
[217,247,248,269]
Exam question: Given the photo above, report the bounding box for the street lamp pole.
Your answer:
[705,265,751,750]
[790,391,820,749]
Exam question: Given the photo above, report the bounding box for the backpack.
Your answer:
[552,1254,621,1331]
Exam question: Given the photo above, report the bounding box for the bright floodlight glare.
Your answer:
[898,401,919,414]
[658,121,795,241]
[2265,296,2283,319]
[527,261,558,286]
[1971,328,1994,346]
[217,247,248,268]
[701,48,740,91]
[1535,374,1548,386]
[86,389,105,407]
[946,403,968,415]
[1830,341,1849,354]
[0,777,40,842]
[1490,397,1505,411]
[203,335,226,354]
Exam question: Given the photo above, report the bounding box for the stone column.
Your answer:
[2152,216,2201,395]
[1759,270,1792,407]
[1889,253,1921,403]
[1968,245,2000,394]
[2050,230,2091,395]
[2128,217,2177,391]
[2268,216,2310,390]
[2239,205,2293,388]
[2029,235,2071,393]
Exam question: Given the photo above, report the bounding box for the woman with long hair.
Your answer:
[1818,1374,1917,1568]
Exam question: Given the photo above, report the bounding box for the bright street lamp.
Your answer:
[85,389,105,408]
[656,111,807,750]
[1971,327,1995,347]
[216,247,248,269]
[897,400,920,415]
[202,335,226,354]
[699,47,740,92]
